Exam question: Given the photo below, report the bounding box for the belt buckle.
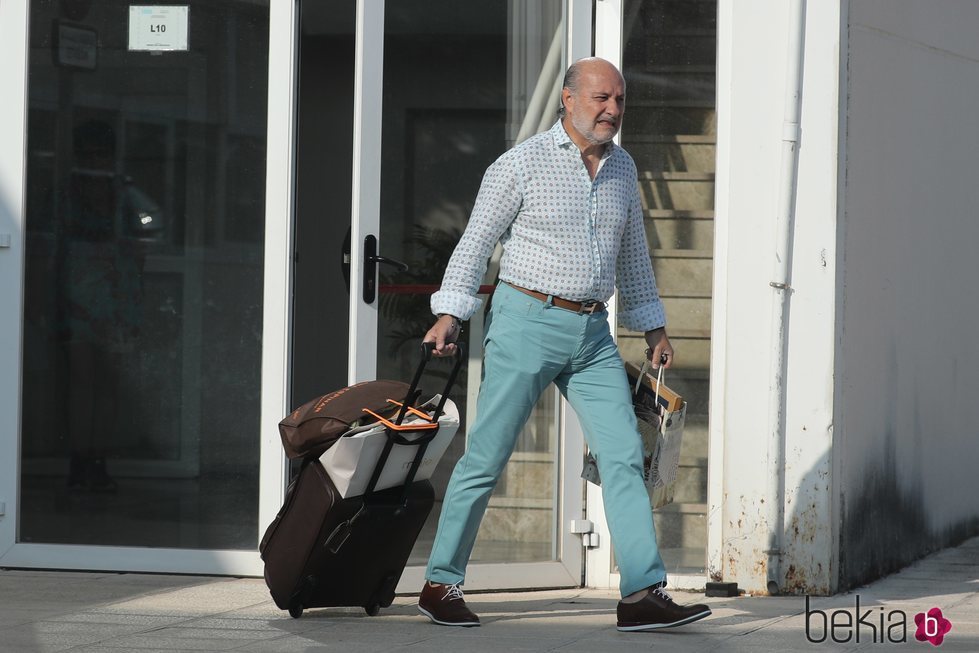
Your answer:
[579,301,602,315]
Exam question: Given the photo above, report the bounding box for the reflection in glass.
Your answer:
[373,0,565,566]
[617,0,717,573]
[20,0,270,550]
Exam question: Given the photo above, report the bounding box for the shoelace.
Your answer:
[442,583,466,602]
[651,586,676,603]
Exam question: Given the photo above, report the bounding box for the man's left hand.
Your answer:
[644,327,674,369]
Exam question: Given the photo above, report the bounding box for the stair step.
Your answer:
[644,64,716,75]
[652,257,713,297]
[630,99,716,109]
[658,502,708,515]
[659,327,711,339]
[645,209,714,219]
[660,290,712,300]
[652,248,713,259]
[629,139,716,174]
[627,134,716,145]
[645,213,715,250]
[641,171,715,182]
[487,496,551,510]
[639,172,715,211]
[628,108,716,137]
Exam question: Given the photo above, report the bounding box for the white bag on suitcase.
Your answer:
[318,395,459,498]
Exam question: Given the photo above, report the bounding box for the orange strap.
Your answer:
[361,400,438,431]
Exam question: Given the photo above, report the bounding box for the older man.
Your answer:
[418,57,711,633]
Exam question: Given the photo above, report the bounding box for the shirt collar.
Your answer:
[551,119,615,161]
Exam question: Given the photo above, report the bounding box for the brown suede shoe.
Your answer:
[418,581,480,627]
[617,585,712,632]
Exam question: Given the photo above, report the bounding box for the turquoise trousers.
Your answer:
[425,282,667,596]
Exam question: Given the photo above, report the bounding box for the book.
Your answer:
[624,360,685,413]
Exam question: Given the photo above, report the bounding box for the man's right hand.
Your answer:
[423,314,462,357]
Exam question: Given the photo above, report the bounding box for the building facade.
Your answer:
[1,0,976,596]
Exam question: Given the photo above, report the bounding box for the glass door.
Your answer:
[343,0,592,591]
[586,0,717,589]
[2,0,285,575]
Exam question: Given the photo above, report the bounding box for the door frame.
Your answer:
[0,0,29,567]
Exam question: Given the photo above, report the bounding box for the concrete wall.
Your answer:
[838,0,979,589]
[712,0,842,594]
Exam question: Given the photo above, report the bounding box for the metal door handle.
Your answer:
[363,234,409,303]
[371,255,409,272]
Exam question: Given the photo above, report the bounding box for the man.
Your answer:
[419,57,711,633]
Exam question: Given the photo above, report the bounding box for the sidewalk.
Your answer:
[2,537,977,652]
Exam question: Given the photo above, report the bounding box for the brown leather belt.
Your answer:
[506,283,606,315]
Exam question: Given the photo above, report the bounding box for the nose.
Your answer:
[605,98,623,118]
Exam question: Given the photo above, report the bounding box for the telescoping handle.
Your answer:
[361,340,466,500]
[394,341,466,426]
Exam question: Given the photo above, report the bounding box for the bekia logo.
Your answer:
[914,608,952,647]
[805,596,953,646]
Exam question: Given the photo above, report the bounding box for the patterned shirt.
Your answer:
[431,120,665,332]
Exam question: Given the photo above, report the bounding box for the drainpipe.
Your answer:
[766,0,807,596]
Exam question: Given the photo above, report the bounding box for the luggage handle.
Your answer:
[361,341,466,501]
[393,341,465,426]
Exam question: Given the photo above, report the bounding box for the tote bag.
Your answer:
[318,395,460,498]
[582,360,686,509]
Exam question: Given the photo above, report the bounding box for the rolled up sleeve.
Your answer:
[616,187,666,332]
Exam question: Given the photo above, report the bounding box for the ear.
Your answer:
[561,87,574,113]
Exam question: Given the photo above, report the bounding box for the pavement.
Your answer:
[1,537,977,652]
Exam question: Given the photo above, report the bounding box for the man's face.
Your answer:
[564,63,626,146]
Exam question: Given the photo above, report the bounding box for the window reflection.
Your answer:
[20,0,270,550]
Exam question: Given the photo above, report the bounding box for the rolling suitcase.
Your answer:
[260,342,464,618]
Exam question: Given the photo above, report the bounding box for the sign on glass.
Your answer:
[128,6,189,52]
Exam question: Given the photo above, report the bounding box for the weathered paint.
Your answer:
[715,0,841,595]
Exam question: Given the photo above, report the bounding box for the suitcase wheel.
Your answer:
[365,603,381,617]
[288,603,304,619]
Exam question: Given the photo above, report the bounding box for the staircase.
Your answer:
[618,0,717,573]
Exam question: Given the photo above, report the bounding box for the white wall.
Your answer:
[713,0,842,594]
[838,0,979,589]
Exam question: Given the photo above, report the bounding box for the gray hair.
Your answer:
[557,61,583,117]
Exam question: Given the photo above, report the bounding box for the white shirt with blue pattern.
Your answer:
[431,120,666,333]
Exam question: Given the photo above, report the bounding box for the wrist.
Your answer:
[437,313,463,333]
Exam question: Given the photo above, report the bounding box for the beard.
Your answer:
[571,111,619,145]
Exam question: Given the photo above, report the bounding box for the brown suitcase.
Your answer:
[260,343,463,618]
[260,461,435,617]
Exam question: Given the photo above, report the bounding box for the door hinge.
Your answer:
[570,519,600,548]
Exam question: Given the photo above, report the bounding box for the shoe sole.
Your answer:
[418,605,480,627]
[617,608,712,632]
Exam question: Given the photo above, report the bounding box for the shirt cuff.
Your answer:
[617,299,666,333]
[431,289,483,322]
